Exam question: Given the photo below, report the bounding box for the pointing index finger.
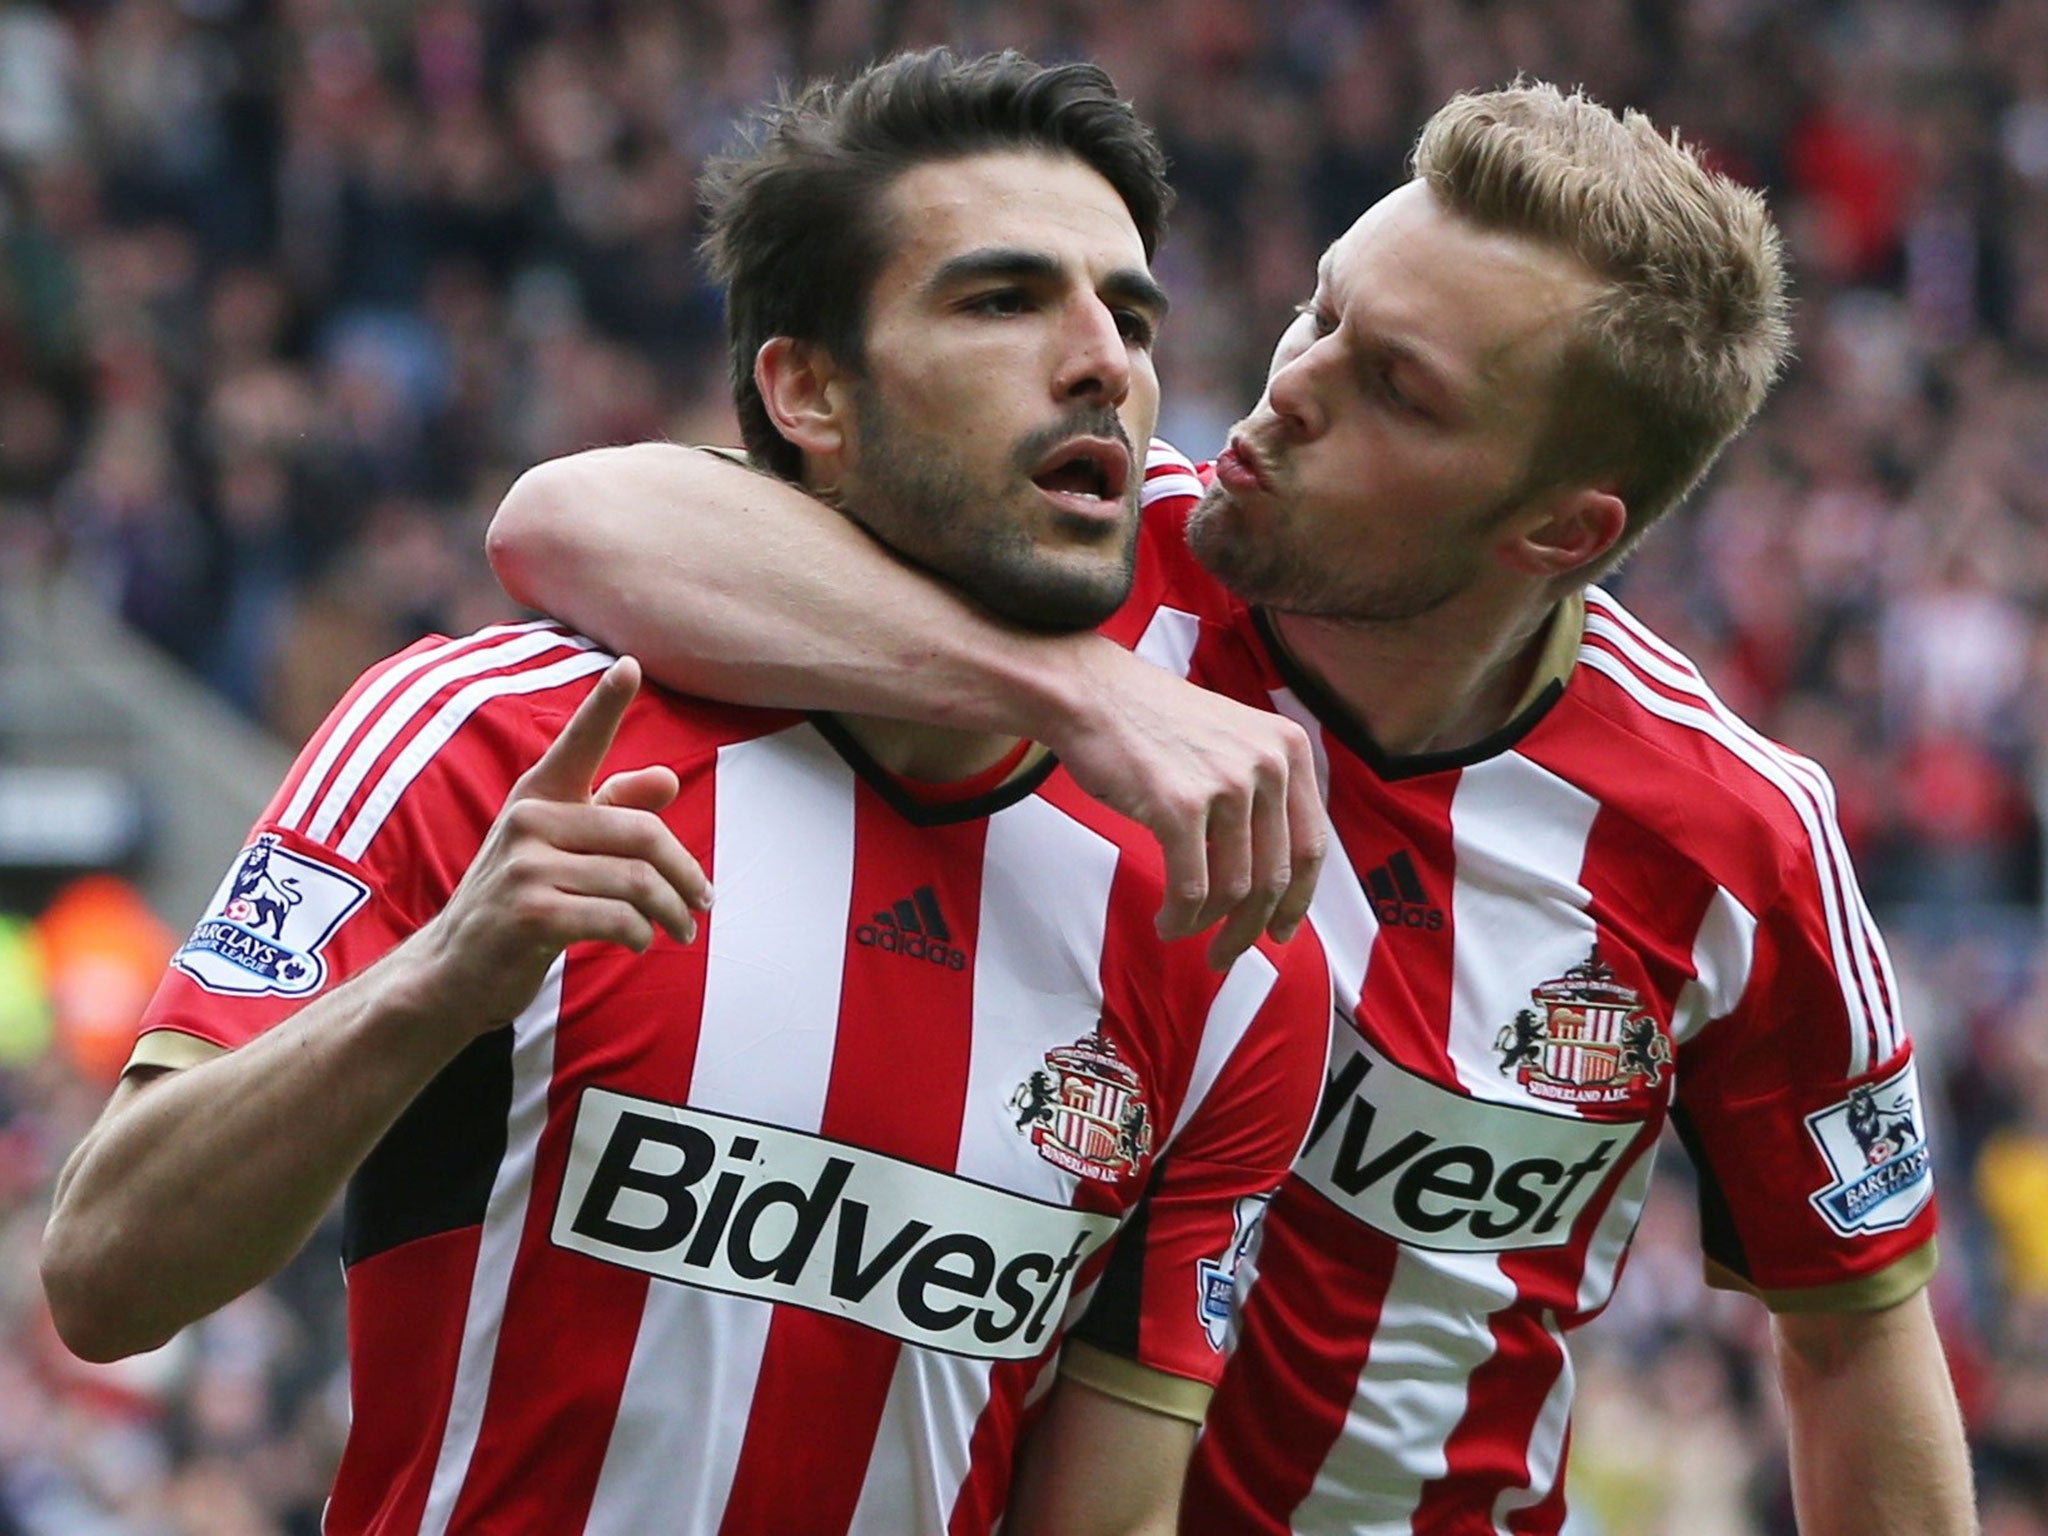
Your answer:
[518,656,642,802]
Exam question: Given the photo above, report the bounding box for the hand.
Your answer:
[409,657,712,1033]
[1047,642,1326,970]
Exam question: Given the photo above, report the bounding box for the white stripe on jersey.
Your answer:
[1171,948,1284,1150]
[957,793,1122,1210]
[336,649,614,863]
[1579,604,1896,1072]
[1446,753,1602,1102]
[844,1353,989,1536]
[1142,438,1204,506]
[848,784,1126,1531]
[1576,1138,1658,1314]
[583,724,857,1535]
[296,625,597,846]
[1142,473,1205,505]
[278,620,558,833]
[1134,605,1202,679]
[1671,886,1761,1047]
[1492,1339,1574,1534]
[1298,807,1377,1030]
[1301,1248,1516,1535]
[1270,686,1332,805]
[416,958,565,1536]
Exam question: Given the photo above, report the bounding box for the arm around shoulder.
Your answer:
[490,443,1330,964]
[1772,1283,1976,1536]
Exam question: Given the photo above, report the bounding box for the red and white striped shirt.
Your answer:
[1111,444,1938,1536]
[138,621,1331,1536]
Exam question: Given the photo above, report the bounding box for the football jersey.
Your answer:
[135,619,1331,1536]
[1111,443,1939,1536]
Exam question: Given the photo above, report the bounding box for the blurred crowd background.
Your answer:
[2,0,2047,1531]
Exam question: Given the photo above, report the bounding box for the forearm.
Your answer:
[42,938,473,1361]
[1774,1289,1976,1536]
[490,444,1110,740]
[492,445,1331,964]
[1005,1377,1192,1535]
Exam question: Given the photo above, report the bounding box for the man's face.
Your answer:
[1188,180,1602,621]
[833,151,1165,632]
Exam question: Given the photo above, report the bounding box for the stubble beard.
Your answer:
[843,382,1142,633]
[1187,483,1484,624]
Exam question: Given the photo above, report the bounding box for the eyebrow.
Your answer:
[927,247,1170,320]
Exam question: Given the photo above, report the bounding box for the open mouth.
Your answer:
[1029,439,1131,506]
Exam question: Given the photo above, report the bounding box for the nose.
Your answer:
[1263,340,1330,442]
[1051,294,1132,407]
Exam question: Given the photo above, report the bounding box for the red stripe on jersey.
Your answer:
[1343,767,1460,1083]
[1575,641,1886,1072]
[1580,596,1898,1066]
[325,1226,483,1535]
[946,1361,1053,1536]
[1184,1178,1402,1535]
[1511,1428,1573,1535]
[715,787,988,1535]
[439,734,721,1530]
[1412,788,1714,1528]
[1412,1263,1569,1531]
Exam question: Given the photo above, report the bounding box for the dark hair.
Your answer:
[699,47,1172,482]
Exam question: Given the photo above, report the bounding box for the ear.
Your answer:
[754,337,854,474]
[1496,486,1628,580]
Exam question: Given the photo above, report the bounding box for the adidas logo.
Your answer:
[854,885,967,970]
[1363,851,1444,931]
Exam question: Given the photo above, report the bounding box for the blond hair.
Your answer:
[1413,82,1791,574]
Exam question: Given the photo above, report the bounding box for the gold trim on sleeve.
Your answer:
[123,1028,228,1076]
[1058,1340,1214,1425]
[1705,1239,1938,1314]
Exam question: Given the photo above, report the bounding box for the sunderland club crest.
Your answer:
[1496,950,1670,1107]
[1012,1031,1152,1181]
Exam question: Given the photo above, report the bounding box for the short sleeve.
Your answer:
[134,627,607,1062]
[1066,926,1332,1397]
[1671,849,1937,1312]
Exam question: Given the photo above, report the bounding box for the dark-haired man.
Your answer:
[491,78,1975,1536]
[42,51,1330,1535]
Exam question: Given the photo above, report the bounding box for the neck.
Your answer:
[1268,582,1576,758]
[831,715,1042,785]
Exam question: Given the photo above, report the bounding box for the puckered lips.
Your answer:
[1214,435,1273,497]
[1028,436,1132,524]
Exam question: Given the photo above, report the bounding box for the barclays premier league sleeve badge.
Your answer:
[1803,1058,1935,1238]
[173,834,369,998]
[1196,1191,1272,1352]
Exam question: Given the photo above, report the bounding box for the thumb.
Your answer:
[594,764,681,813]
[516,656,641,803]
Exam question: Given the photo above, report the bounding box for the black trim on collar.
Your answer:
[807,713,1059,826]
[1250,609,1567,782]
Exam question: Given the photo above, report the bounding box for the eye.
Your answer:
[1293,299,1336,338]
[1113,308,1157,347]
[965,288,1032,317]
